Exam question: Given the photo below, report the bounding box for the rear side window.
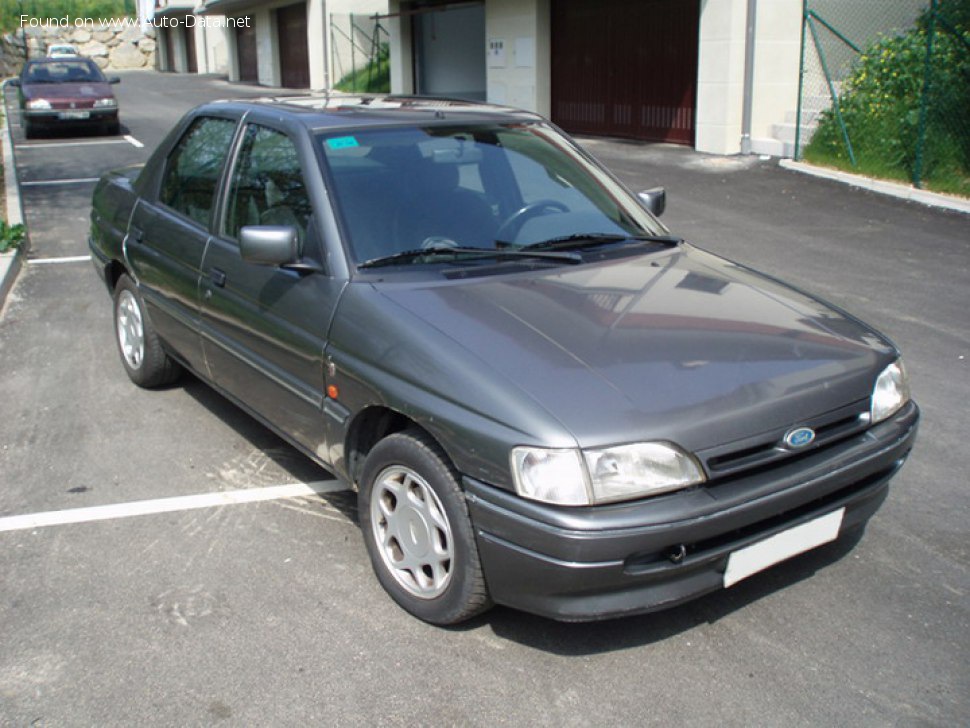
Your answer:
[159,117,236,227]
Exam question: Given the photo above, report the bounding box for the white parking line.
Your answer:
[0,481,348,533]
[124,134,144,148]
[21,177,99,187]
[28,255,92,265]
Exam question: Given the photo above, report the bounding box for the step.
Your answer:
[771,121,817,145]
[785,108,823,125]
[800,94,833,112]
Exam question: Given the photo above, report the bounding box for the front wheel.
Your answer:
[358,429,491,624]
[113,274,181,388]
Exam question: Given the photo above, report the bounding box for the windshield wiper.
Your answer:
[358,245,582,269]
[519,233,682,251]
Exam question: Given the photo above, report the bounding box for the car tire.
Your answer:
[113,274,181,388]
[359,428,492,625]
[104,120,121,136]
[23,119,35,139]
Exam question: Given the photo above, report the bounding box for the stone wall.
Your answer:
[1,24,156,77]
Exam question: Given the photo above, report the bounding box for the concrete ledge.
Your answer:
[1,77,26,310]
[779,159,970,215]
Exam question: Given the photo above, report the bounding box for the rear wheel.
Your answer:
[359,429,491,624]
[113,274,181,388]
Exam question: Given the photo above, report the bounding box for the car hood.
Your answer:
[23,82,113,100]
[375,244,896,451]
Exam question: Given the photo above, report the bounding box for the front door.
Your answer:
[200,123,341,458]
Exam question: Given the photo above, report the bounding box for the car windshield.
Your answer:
[26,60,103,84]
[318,122,666,267]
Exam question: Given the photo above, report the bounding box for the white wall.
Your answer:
[388,0,413,94]
[203,25,229,76]
[307,0,328,89]
[749,0,801,154]
[254,7,281,87]
[484,0,549,116]
[695,0,747,155]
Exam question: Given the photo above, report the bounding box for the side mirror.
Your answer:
[240,225,299,266]
[108,76,121,84]
[638,187,666,217]
[8,78,20,87]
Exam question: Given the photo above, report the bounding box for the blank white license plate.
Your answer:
[58,111,89,120]
[723,508,845,588]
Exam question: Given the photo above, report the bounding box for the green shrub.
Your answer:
[0,0,135,34]
[0,219,25,253]
[804,0,970,197]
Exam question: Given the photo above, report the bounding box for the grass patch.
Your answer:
[334,45,390,94]
[0,101,25,253]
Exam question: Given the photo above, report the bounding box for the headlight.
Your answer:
[94,98,117,108]
[584,442,705,503]
[510,447,589,506]
[870,359,910,424]
[26,99,51,110]
[511,441,705,506]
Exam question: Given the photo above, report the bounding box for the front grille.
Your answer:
[51,100,95,110]
[699,400,871,483]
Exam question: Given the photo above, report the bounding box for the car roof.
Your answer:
[196,93,545,132]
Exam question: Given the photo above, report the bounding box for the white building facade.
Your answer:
[387,0,805,156]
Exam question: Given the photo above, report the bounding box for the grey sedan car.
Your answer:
[89,95,918,624]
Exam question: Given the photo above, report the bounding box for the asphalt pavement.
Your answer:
[0,71,967,726]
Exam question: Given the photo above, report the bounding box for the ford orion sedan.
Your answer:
[12,57,120,138]
[88,95,918,625]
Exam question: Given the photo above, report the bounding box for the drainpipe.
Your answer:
[740,0,758,155]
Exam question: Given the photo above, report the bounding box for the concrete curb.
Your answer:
[1,77,26,310]
[779,159,970,215]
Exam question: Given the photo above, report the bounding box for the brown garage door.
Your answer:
[163,28,176,72]
[278,2,310,89]
[551,0,699,145]
[236,20,257,83]
[184,26,198,74]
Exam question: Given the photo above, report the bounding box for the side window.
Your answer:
[159,117,236,227]
[224,125,312,246]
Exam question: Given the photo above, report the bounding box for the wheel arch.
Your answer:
[105,259,129,292]
[344,405,451,486]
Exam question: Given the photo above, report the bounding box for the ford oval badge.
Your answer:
[784,427,816,449]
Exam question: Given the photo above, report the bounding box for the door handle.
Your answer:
[128,226,144,244]
[210,268,227,287]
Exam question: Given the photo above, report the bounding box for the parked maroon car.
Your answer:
[11,57,120,138]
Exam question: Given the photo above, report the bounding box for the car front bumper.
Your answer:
[24,108,118,126]
[464,401,919,621]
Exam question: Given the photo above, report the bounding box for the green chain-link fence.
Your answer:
[796,0,970,197]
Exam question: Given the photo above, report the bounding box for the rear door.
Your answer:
[199,121,342,455]
[126,115,238,373]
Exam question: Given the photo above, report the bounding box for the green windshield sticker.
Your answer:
[327,136,359,150]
